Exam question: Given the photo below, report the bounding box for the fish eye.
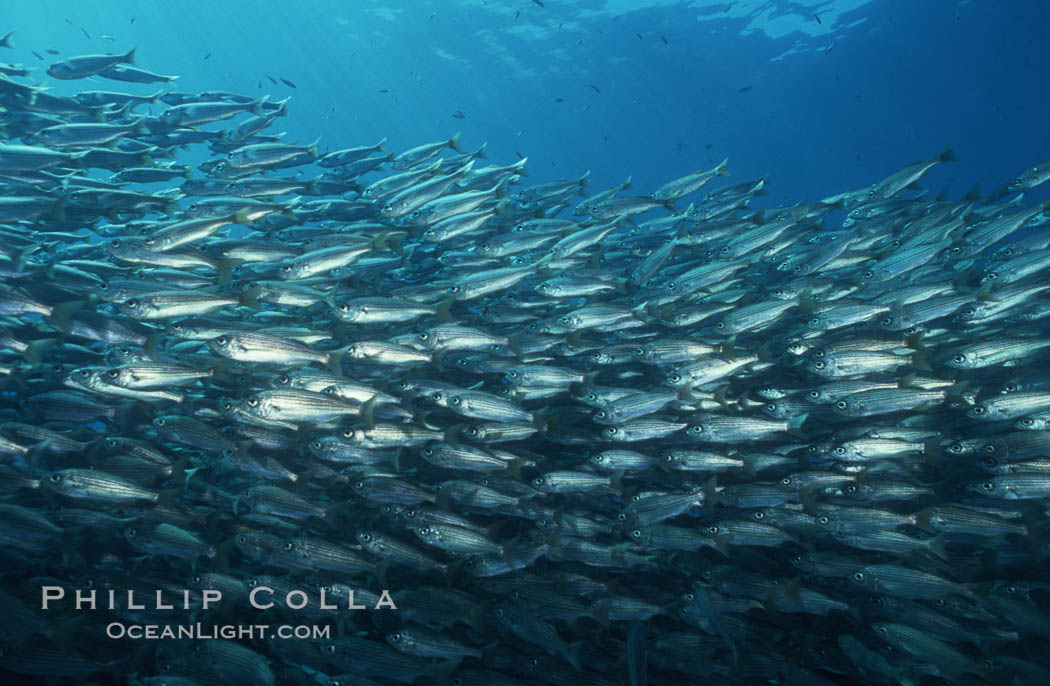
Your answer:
[310,441,322,450]
[753,511,764,520]
[155,418,166,427]
[284,542,294,551]
[720,246,730,254]
[418,333,428,340]
[706,525,718,535]
[1021,418,1035,427]
[630,529,641,538]
[617,513,627,521]
[972,406,985,415]
[669,374,681,383]
[962,307,975,317]
[807,390,820,399]
[981,481,994,491]
[983,444,996,454]
[853,572,864,581]
[450,396,461,405]
[952,354,966,363]
[596,411,606,419]
[715,322,725,329]
[835,400,847,410]
[834,447,846,455]
[814,361,826,370]
[846,485,858,494]
[780,477,792,486]
[216,336,228,346]
[49,473,62,483]
[342,430,354,439]
[879,316,892,326]
[862,270,873,279]
[246,397,259,407]
[360,533,372,542]
[449,286,459,293]
[808,317,819,326]
[818,516,829,525]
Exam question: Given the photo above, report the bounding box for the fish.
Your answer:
[46,48,136,80]
[0,34,1046,686]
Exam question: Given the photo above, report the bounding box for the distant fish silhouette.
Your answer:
[32,50,43,60]
[203,52,212,60]
[81,27,90,39]
[554,97,564,102]
[514,150,525,159]
[738,85,752,93]
[814,13,822,24]
[452,110,466,119]
[661,34,668,44]
[46,49,59,55]
[532,0,545,7]
[588,84,601,94]
[266,75,278,85]
[281,78,297,88]
[378,89,389,93]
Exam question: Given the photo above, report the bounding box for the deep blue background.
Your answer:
[6,0,1049,206]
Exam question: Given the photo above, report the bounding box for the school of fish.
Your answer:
[2,39,1050,686]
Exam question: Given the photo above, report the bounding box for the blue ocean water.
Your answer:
[3,3,1050,684]
[7,0,1048,205]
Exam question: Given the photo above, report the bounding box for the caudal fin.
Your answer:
[938,145,959,163]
